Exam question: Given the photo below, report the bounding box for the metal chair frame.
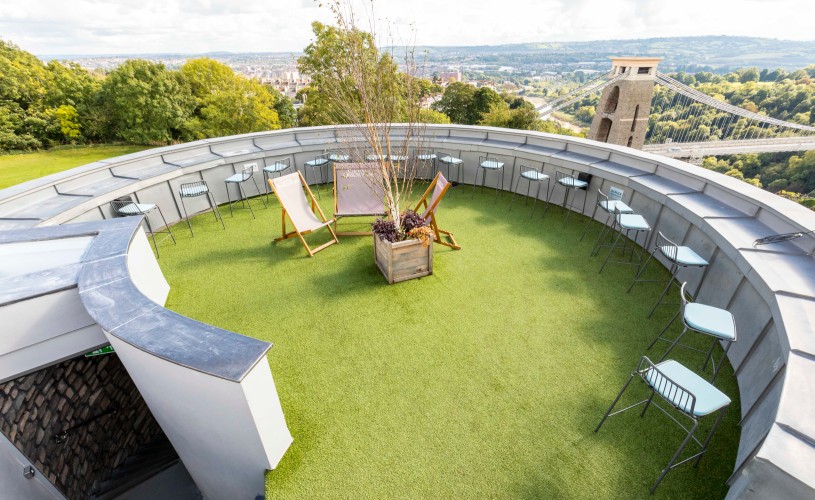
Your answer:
[582,186,631,244]
[263,157,293,201]
[110,197,176,257]
[627,231,710,318]
[414,148,437,179]
[437,151,464,185]
[225,163,267,218]
[648,282,737,384]
[550,170,591,226]
[473,156,505,202]
[303,153,331,199]
[178,180,225,237]
[598,206,651,274]
[508,164,551,217]
[595,356,730,494]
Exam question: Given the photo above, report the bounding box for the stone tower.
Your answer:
[588,57,661,149]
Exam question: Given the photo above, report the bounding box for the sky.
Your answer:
[0,0,812,56]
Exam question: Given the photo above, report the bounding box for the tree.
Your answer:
[432,82,476,124]
[419,109,450,124]
[297,20,405,127]
[739,67,760,83]
[297,2,426,229]
[180,58,280,138]
[99,60,194,144]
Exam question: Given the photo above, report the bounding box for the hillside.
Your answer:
[411,36,815,72]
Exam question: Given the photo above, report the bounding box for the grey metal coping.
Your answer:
[1,124,814,494]
[0,217,272,382]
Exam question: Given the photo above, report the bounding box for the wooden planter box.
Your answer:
[374,235,433,284]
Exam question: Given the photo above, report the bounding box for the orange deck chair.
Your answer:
[414,172,460,250]
[268,172,339,257]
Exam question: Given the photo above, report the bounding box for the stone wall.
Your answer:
[0,352,167,498]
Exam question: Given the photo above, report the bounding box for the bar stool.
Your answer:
[437,151,464,184]
[225,163,266,218]
[648,282,736,384]
[582,186,632,243]
[473,156,505,202]
[508,164,551,217]
[595,356,731,493]
[628,231,709,318]
[304,153,331,199]
[263,158,293,201]
[110,197,175,257]
[551,170,591,226]
[598,207,651,274]
[328,150,350,163]
[414,148,437,179]
[178,180,225,237]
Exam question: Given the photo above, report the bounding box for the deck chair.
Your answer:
[268,172,339,257]
[414,172,460,250]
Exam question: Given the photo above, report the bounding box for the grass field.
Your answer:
[0,145,150,190]
[156,184,741,499]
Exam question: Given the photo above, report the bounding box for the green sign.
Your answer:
[84,345,115,357]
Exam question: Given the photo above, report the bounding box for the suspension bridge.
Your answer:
[536,64,815,159]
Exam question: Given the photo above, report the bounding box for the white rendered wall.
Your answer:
[104,334,292,500]
[127,227,170,306]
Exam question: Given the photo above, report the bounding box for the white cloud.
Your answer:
[0,0,812,55]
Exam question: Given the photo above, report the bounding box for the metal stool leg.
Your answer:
[208,192,225,229]
[252,177,267,208]
[580,203,600,241]
[181,197,194,237]
[648,264,679,318]
[226,181,235,217]
[142,214,160,257]
[508,176,524,211]
[239,183,256,219]
[155,206,176,245]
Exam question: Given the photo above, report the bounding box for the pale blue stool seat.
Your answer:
[648,282,737,384]
[628,231,710,318]
[580,187,634,250]
[413,149,438,179]
[598,207,651,274]
[225,163,266,218]
[644,360,731,416]
[473,156,505,202]
[509,164,552,217]
[303,153,331,199]
[178,180,225,237]
[263,158,293,201]
[437,151,464,185]
[550,170,592,226]
[328,152,350,163]
[111,198,176,257]
[596,356,731,493]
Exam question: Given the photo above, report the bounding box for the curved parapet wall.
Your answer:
[0,125,813,498]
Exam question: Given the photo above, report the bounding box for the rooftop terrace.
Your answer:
[0,125,814,499]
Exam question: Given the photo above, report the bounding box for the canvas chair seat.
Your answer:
[269,172,338,257]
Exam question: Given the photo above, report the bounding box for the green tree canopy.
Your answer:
[297,21,407,127]
[180,58,280,138]
[99,60,195,144]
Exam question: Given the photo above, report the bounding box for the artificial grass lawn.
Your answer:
[157,183,741,499]
[0,145,150,189]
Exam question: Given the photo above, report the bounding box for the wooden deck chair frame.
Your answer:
[414,172,461,250]
[333,163,386,236]
[268,171,339,257]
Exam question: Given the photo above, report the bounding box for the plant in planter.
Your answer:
[299,0,440,283]
[372,210,434,283]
